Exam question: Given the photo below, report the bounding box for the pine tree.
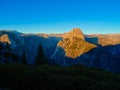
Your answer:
[21,52,27,65]
[0,42,2,50]
[35,44,46,65]
[12,53,19,64]
[5,42,11,50]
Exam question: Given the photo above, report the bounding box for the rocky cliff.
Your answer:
[0,34,11,44]
[49,28,120,73]
[0,30,62,64]
[57,28,96,58]
[0,29,120,73]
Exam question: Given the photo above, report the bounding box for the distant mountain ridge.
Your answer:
[0,29,120,73]
[0,30,62,64]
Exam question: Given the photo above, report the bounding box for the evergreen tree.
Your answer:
[0,42,2,50]
[5,42,11,50]
[35,44,46,65]
[12,53,19,64]
[21,52,27,65]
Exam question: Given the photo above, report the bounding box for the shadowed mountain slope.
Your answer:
[0,29,120,73]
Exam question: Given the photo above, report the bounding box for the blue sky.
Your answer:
[0,0,120,34]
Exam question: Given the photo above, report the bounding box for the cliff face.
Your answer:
[58,28,96,58]
[0,34,11,44]
[0,29,120,73]
[63,28,85,40]
[49,28,120,73]
[0,30,62,64]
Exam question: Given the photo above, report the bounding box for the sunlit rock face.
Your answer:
[98,34,120,46]
[63,28,85,41]
[0,34,11,44]
[86,34,120,46]
[49,28,120,73]
[57,28,96,58]
[1,29,120,73]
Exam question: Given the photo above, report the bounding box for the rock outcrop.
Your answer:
[57,28,96,58]
[49,28,120,73]
[0,34,11,44]
[1,29,120,73]
[0,30,62,64]
[63,28,85,40]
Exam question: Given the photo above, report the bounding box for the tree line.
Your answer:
[0,42,47,65]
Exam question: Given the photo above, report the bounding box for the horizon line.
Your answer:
[0,29,120,35]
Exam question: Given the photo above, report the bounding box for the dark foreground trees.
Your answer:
[35,44,47,65]
[21,52,27,65]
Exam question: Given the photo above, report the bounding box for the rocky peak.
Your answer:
[58,28,96,58]
[0,34,11,44]
[63,28,85,41]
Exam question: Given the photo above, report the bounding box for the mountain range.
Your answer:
[0,28,120,73]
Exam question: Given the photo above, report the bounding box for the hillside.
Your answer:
[0,64,120,89]
[0,29,120,73]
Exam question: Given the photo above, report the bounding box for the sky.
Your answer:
[0,0,120,34]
